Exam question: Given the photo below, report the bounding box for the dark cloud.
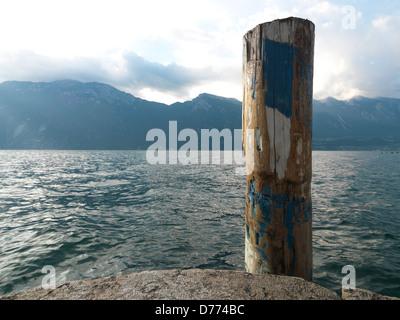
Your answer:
[0,50,219,98]
[120,52,216,95]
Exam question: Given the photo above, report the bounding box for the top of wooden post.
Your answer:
[243,17,315,62]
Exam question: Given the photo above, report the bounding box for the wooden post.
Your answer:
[242,17,314,281]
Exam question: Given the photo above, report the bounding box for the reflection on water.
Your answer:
[0,151,247,295]
[0,150,399,298]
[312,151,400,296]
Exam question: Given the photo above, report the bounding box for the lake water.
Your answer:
[0,150,399,297]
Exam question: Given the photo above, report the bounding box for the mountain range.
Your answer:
[0,80,399,150]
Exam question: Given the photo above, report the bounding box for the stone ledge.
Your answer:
[1,269,339,300]
[1,269,398,300]
[342,287,400,300]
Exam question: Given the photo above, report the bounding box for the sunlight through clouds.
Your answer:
[0,0,399,103]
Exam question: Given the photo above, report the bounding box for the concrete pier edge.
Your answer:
[1,269,398,300]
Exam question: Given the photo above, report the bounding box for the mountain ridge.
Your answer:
[0,80,399,150]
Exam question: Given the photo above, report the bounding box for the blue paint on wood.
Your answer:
[255,232,260,245]
[262,39,313,130]
[248,180,311,254]
[285,199,295,250]
[247,180,257,217]
[251,75,256,99]
[262,39,294,119]
[256,247,268,261]
[257,221,266,237]
[247,180,272,223]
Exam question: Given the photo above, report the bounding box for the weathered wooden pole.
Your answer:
[242,17,314,281]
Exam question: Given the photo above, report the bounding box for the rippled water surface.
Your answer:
[0,150,399,297]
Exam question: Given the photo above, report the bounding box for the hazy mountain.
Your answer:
[0,80,399,150]
[313,96,400,150]
[0,80,168,149]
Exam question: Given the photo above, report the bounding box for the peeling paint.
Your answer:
[246,179,312,274]
[265,105,275,173]
[296,138,303,155]
[255,127,262,152]
[273,108,291,180]
[266,106,291,180]
[247,180,272,224]
[245,236,270,274]
[247,105,252,128]
[243,18,314,280]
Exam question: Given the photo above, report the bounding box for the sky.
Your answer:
[0,0,399,104]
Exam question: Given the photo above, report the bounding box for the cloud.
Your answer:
[119,53,216,95]
[0,50,223,101]
[0,0,399,102]
[321,9,400,99]
[239,1,400,100]
[0,51,106,83]
[372,16,391,29]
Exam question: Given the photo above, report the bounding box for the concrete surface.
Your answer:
[1,269,340,300]
[342,287,399,300]
[2,269,398,300]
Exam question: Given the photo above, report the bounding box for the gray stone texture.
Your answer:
[342,287,399,300]
[1,269,398,300]
[1,269,339,300]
